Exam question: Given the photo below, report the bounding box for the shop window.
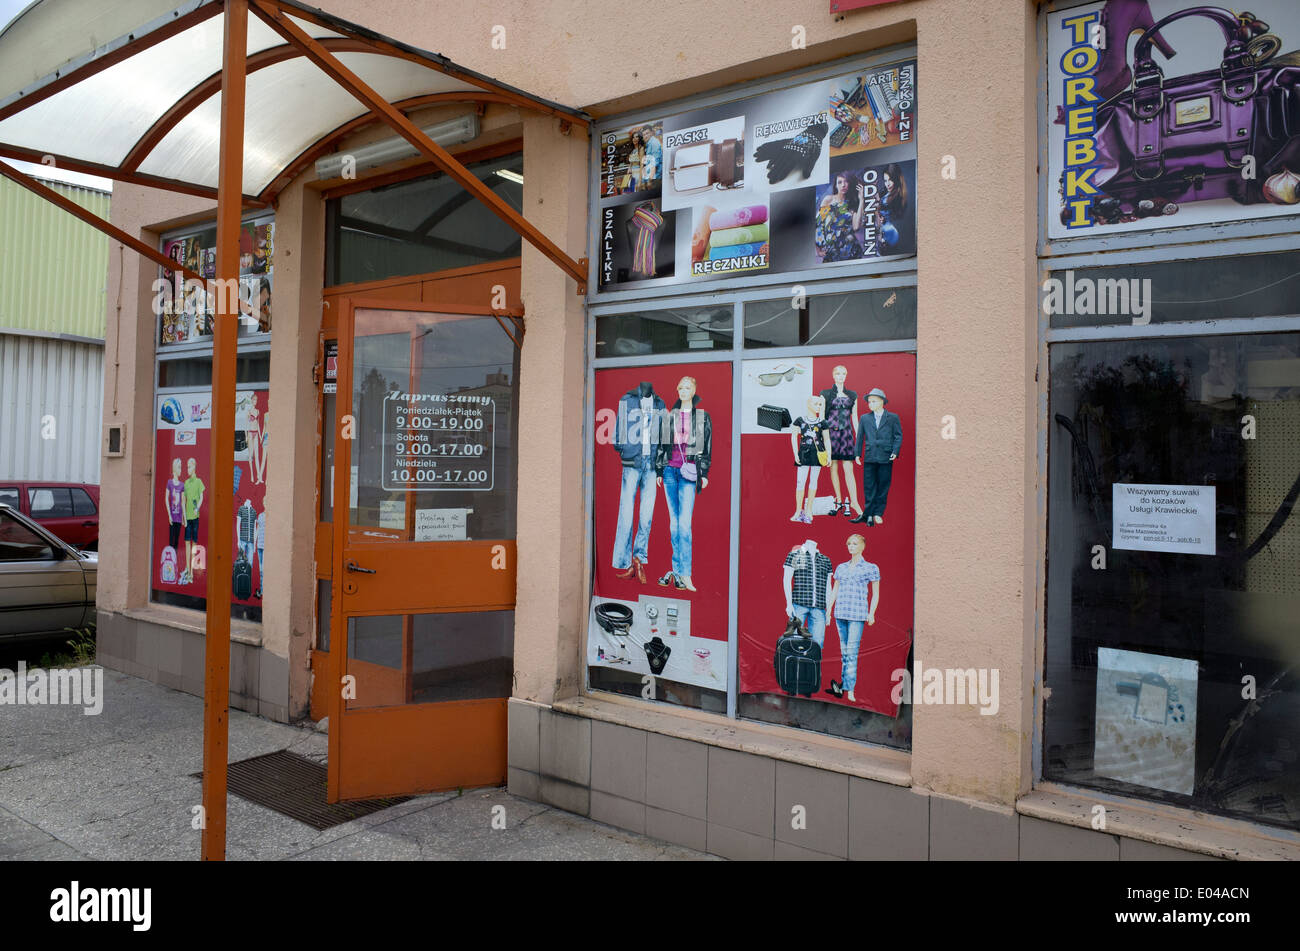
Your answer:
[157,216,274,349]
[584,52,919,740]
[587,361,733,713]
[149,387,269,622]
[1045,251,1300,330]
[1039,0,1300,831]
[735,348,915,748]
[152,212,275,622]
[595,305,733,356]
[1044,330,1300,830]
[743,288,916,349]
[586,293,916,742]
[325,153,523,287]
[158,351,271,388]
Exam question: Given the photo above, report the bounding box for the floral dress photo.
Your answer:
[815,197,862,262]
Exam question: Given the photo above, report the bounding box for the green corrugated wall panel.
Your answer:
[0,175,111,339]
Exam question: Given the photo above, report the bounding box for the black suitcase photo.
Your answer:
[233,551,253,600]
[774,615,821,697]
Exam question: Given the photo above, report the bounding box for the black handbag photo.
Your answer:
[757,404,793,432]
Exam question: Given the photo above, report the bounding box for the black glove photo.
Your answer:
[753,121,828,184]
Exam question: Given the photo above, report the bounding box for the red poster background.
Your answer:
[152,388,268,610]
[738,353,914,715]
[592,363,732,645]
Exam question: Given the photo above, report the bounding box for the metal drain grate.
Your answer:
[194,749,410,830]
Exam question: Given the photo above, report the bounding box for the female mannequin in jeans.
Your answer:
[826,533,880,702]
[656,376,711,592]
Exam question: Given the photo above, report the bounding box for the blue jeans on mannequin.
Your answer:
[791,605,827,649]
[834,618,865,692]
[613,456,657,570]
[661,465,696,578]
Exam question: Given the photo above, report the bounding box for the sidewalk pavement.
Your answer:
[0,666,712,861]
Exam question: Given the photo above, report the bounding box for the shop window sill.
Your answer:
[121,603,263,647]
[1020,783,1300,861]
[552,692,910,787]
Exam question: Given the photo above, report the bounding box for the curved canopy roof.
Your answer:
[0,0,588,203]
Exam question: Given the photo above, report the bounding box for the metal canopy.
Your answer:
[0,0,589,203]
[0,0,590,862]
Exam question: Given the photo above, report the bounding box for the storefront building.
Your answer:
[72,0,1298,859]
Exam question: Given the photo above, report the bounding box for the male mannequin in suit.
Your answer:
[851,387,902,526]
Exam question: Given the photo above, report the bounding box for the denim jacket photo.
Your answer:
[614,389,666,465]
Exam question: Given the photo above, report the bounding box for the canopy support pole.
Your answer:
[250,0,588,292]
[201,0,249,863]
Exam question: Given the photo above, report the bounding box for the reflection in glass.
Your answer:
[346,610,514,708]
[1046,251,1300,330]
[595,306,733,356]
[157,352,270,388]
[743,289,916,348]
[327,154,523,286]
[350,310,519,540]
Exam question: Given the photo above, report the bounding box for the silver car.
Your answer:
[0,502,97,638]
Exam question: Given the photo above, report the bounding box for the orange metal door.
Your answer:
[327,296,521,801]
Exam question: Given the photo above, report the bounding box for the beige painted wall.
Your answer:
[103,0,1043,809]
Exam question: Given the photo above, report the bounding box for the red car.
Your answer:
[0,482,100,551]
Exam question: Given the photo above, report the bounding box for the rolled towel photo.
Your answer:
[708,204,768,231]
[708,241,767,260]
[708,222,769,248]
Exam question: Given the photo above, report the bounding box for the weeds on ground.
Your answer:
[37,625,97,668]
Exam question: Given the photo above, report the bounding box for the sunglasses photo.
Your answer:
[756,364,806,387]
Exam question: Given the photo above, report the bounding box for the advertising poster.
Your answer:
[599,120,664,198]
[152,388,269,619]
[159,218,274,345]
[595,58,917,290]
[1094,647,1198,795]
[738,353,915,717]
[1046,1,1300,238]
[588,364,732,691]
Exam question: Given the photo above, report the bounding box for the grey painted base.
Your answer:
[96,610,290,723]
[507,699,1221,862]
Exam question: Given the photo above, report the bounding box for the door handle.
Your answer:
[346,560,377,574]
[82,521,96,527]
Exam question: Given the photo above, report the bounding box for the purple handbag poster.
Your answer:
[1046,0,1300,238]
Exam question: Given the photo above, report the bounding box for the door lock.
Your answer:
[346,560,377,574]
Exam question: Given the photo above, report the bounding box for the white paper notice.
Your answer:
[1112,483,1215,556]
[414,508,468,541]
[378,499,406,529]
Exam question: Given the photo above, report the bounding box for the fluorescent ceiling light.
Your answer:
[315,114,480,179]
[494,169,524,185]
